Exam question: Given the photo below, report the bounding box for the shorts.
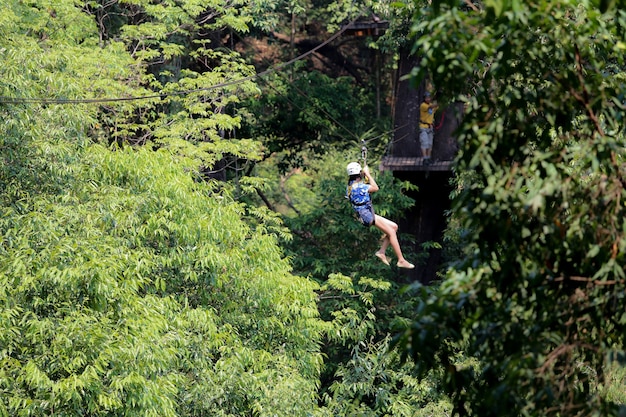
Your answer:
[355,204,375,227]
[419,127,434,149]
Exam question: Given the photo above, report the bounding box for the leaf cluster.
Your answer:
[278,151,417,280]
[398,1,626,416]
[0,1,328,415]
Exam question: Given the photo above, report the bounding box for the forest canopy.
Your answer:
[398,0,626,416]
[1,0,626,416]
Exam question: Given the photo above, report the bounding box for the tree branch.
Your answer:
[552,275,624,285]
[280,173,301,216]
[463,0,480,11]
[255,188,276,212]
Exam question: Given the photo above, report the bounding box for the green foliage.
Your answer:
[603,358,626,405]
[314,274,452,417]
[319,0,432,54]
[241,69,385,172]
[79,0,266,178]
[1,129,324,417]
[0,1,327,415]
[0,1,487,416]
[152,49,262,169]
[0,0,142,204]
[274,151,416,279]
[1,145,326,416]
[397,1,626,416]
[323,337,451,417]
[241,146,441,417]
[242,0,312,33]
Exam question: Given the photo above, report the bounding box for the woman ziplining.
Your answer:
[345,161,415,269]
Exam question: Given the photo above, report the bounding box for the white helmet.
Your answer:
[346,162,362,176]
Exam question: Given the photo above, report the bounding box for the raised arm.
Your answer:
[362,166,379,193]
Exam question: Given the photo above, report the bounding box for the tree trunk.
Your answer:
[396,170,453,285]
[389,47,461,284]
[391,48,423,157]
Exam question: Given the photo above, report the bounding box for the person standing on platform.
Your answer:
[419,91,439,165]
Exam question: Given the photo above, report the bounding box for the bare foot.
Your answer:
[397,260,414,269]
[375,252,390,266]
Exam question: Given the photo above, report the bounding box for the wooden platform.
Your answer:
[342,21,389,37]
[379,156,453,172]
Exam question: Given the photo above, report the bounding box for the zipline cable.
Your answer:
[0,17,359,106]
[1,14,409,167]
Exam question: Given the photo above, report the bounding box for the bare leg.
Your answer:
[375,235,391,265]
[378,235,390,254]
[373,215,414,269]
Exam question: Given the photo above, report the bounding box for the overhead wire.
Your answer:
[237,26,376,144]
[265,73,404,159]
[1,14,408,165]
[0,17,359,106]
[289,82,361,141]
